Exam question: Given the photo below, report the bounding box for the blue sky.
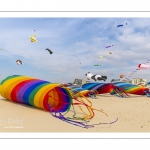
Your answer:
[0,18,150,83]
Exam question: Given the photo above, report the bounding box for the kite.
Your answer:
[16,60,23,65]
[85,72,107,82]
[45,48,77,57]
[0,49,3,50]
[29,34,38,42]
[99,55,106,58]
[106,45,113,48]
[120,74,125,78]
[117,25,123,27]
[137,64,150,69]
[117,23,127,27]
[94,64,100,66]
[109,52,112,54]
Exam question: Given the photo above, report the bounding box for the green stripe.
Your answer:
[28,83,50,106]
[0,75,22,85]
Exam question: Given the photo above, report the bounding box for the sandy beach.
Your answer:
[0,94,150,132]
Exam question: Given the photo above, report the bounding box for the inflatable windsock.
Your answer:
[0,75,72,112]
[0,75,117,128]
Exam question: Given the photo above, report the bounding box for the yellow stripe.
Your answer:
[34,84,60,109]
[48,87,60,108]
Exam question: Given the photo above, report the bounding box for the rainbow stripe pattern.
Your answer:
[81,82,114,94]
[113,82,148,95]
[0,75,72,112]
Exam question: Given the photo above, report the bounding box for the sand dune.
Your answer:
[0,94,150,132]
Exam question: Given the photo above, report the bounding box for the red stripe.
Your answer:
[11,79,34,102]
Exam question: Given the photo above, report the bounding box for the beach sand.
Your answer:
[0,94,150,132]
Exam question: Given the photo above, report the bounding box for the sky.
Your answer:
[0,18,150,83]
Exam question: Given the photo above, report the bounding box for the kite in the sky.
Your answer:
[120,74,125,78]
[16,60,23,65]
[85,72,107,82]
[29,34,38,42]
[0,49,3,50]
[106,45,113,48]
[137,64,150,69]
[117,23,127,27]
[99,55,106,58]
[109,52,112,54]
[94,64,101,66]
[45,48,77,57]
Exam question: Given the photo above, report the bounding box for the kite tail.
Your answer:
[47,87,118,128]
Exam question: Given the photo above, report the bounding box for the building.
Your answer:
[73,79,87,86]
[132,78,147,85]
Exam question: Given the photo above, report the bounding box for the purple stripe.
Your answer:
[92,83,105,90]
[17,79,42,103]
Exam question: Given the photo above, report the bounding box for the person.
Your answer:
[144,88,150,97]
[88,90,97,99]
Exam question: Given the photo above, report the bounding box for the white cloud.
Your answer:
[1,18,150,83]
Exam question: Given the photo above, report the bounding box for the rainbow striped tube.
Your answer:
[0,75,72,112]
[113,82,148,95]
[81,82,114,94]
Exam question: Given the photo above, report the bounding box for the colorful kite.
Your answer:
[99,55,106,58]
[29,34,38,42]
[106,45,113,48]
[137,64,150,69]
